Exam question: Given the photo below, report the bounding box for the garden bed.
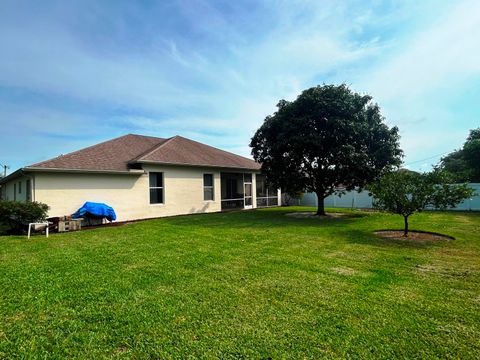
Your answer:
[285,212,351,219]
[374,230,454,242]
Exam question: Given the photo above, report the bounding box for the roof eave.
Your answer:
[0,168,25,185]
[132,160,261,171]
[23,167,146,175]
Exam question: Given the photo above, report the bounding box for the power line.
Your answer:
[405,151,451,166]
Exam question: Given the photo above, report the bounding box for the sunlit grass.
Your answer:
[0,207,479,358]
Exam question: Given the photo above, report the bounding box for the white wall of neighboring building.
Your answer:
[298,184,480,211]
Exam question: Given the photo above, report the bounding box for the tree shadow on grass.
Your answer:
[161,208,370,231]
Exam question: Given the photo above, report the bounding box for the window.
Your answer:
[203,174,214,201]
[243,173,253,207]
[26,179,32,201]
[13,183,16,201]
[18,181,22,194]
[149,172,164,204]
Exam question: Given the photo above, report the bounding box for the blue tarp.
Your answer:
[72,202,117,222]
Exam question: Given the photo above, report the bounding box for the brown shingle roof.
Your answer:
[26,134,260,172]
[28,134,167,171]
[136,136,260,170]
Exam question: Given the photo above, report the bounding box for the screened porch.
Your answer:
[220,172,278,210]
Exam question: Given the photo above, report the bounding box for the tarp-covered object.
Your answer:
[72,202,117,222]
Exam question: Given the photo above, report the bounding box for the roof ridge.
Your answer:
[126,133,165,141]
[173,135,255,162]
[133,135,179,162]
[27,134,133,168]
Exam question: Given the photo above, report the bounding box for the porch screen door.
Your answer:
[244,173,253,209]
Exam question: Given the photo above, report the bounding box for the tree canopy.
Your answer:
[439,128,480,182]
[369,170,475,236]
[250,84,402,215]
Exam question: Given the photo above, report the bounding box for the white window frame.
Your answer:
[203,173,214,201]
[243,173,253,209]
[149,172,164,205]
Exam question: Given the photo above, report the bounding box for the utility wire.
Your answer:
[404,151,451,166]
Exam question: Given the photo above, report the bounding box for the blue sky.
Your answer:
[1,0,479,173]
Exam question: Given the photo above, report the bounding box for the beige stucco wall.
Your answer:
[32,166,260,221]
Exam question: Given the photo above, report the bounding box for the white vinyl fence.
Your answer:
[295,183,480,211]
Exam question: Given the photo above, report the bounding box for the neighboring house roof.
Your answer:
[23,134,260,173]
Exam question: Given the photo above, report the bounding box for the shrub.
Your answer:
[0,201,49,234]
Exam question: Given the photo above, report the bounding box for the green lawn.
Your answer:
[0,207,479,358]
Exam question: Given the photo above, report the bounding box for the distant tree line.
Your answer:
[438,128,480,182]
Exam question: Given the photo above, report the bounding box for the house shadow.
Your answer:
[159,207,449,251]
[188,202,212,214]
[162,207,369,231]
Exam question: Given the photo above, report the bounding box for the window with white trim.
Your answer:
[149,172,164,204]
[203,174,214,201]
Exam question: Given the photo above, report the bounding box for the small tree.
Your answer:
[250,84,402,216]
[369,170,475,236]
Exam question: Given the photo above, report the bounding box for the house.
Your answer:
[0,134,280,221]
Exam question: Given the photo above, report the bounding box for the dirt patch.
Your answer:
[356,208,380,213]
[285,212,351,219]
[374,230,454,242]
[113,346,129,355]
[414,264,470,277]
[331,267,356,276]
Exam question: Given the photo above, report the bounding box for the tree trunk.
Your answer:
[316,191,326,216]
[403,215,409,237]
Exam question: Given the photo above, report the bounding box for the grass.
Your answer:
[0,223,7,236]
[0,207,479,358]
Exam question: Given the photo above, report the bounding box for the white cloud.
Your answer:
[353,0,480,168]
[364,0,480,101]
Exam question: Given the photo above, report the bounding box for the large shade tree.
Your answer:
[250,84,403,215]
